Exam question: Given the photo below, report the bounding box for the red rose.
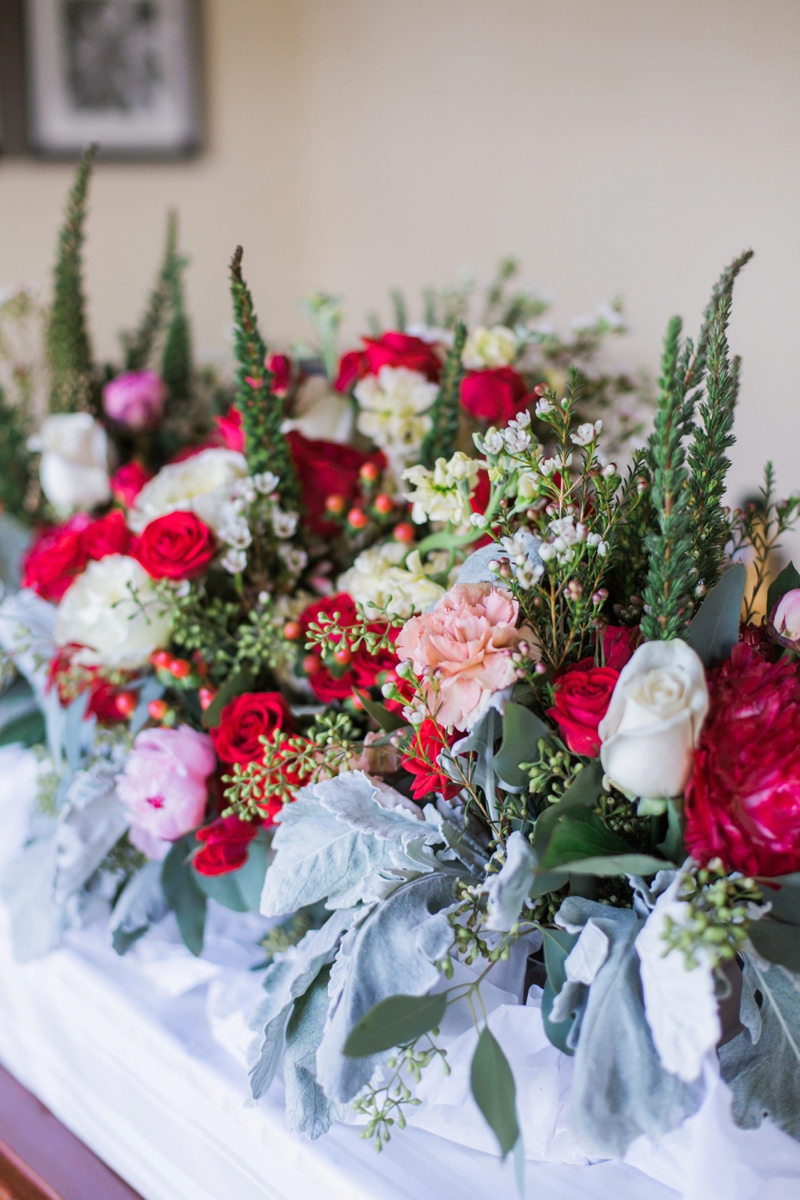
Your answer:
[214,405,245,453]
[194,814,263,876]
[210,691,296,765]
[602,625,641,672]
[287,431,385,536]
[111,461,152,507]
[83,510,132,560]
[22,515,90,601]
[267,353,291,396]
[685,643,800,877]
[461,367,532,424]
[135,511,216,581]
[298,594,397,702]
[333,333,441,393]
[547,659,620,756]
[402,719,461,801]
[351,629,399,690]
[334,350,366,393]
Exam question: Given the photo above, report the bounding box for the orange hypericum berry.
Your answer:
[115,692,137,717]
[198,687,217,711]
[148,698,169,721]
[374,493,393,514]
[303,654,323,675]
[283,621,302,641]
[351,691,366,711]
[393,521,415,544]
[325,493,346,514]
[359,461,379,483]
[347,508,369,529]
[333,646,352,666]
[169,658,191,679]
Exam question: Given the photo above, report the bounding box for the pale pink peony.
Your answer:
[103,370,167,431]
[117,725,216,860]
[395,583,537,731]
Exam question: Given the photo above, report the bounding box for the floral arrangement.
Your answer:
[5,150,797,1178]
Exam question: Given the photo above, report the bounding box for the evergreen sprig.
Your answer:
[229,247,300,509]
[686,254,752,589]
[685,250,754,392]
[46,143,97,413]
[161,222,192,405]
[122,212,176,371]
[640,316,697,640]
[419,321,466,468]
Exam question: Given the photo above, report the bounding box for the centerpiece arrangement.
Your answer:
[2,148,799,1182]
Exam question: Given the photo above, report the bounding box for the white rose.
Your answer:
[598,639,708,798]
[55,555,174,670]
[128,448,248,535]
[35,413,110,513]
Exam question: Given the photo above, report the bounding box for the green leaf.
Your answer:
[192,838,267,912]
[202,667,253,729]
[538,807,630,871]
[687,562,746,666]
[657,798,685,864]
[470,1025,520,1157]
[494,701,551,793]
[0,709,45,748]
[554,853,672,877]
[343,991,447,1057]
[767,562,800,622]
[354,689,408,733]
[162,836,207,956]
[531,761,603,860]
[757,875,800,925]
[747,918,800,973]
[541,927,579,1055]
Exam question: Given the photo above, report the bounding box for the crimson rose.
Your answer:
[461,367,532,424]
[210,691,296,765]
[22,516,90,601]
[83,510,133,560]
[111,461,152,507]
[194,814,263,876]
[287,431,385,536]
[135,511,216,580]
[684,642,800,877]
[548,659,619,756]
[402,719,460,801]
[334,332,441,392]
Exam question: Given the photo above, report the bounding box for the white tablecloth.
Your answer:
[0,743,796,1200]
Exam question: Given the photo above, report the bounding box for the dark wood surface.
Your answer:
[0,1063,142,1200]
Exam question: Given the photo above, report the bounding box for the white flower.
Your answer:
[271,508,299,539]
[540,456,558,476]
[129,448,248,535]
[570,422,599,447]
[462,325,518,370]
[230,477,257,505]
[548,516,586,547]
[355,366,437,462]
[535,398,555,417]
[337,542,445,617]
[599,640,709,798]
[277,543,308,574]
[253,471,280,494]
[216,503,252,550]
[504,426,531,454]
[35,413,110,513]
[403,453,482,526]
[55,555,173,670]
[220,547,247,575]
[482,429,505,456]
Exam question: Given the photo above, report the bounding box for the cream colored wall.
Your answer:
[1,0,799,514]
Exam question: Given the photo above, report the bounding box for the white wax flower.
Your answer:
[599,639,709,798]
[35,413,110,513]
[55,555,174,670]
[462,325,518,369]
[128,448,248,535]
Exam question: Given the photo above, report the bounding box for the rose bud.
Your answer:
[103,370,167,432]
[769,587,800,649]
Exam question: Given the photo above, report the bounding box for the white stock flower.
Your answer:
[337,543,445,617]
[403,453,481,526]
[55,555,174,670]
[129,448,248,535]
[461,325,518,369]
[599,640,709,798]
[35,413,110,513]
[355,366,437,462]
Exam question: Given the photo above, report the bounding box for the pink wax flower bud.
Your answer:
[103,370,167,432]
[770,587,800,649]
[116,725,216,861]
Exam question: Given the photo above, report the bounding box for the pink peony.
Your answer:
[395,583,536,731]
[103,370,167,431]
[117,725,216,860]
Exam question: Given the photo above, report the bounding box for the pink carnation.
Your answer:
[117,725,216,860]
[103,370,167,432]
[395,583,535,732]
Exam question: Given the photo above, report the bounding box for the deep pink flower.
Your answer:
[103,371,167,431]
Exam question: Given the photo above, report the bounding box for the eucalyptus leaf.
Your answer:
[354,689,408,733]
[284,965,338,1139]
[0,826,63,961]
[687,562,746,667]
[758,876,800,925]
[193,838,268,913]
[344,991,447,1057]
[531,761,603,861]
[0,709,45,748]
[537,808,631,871]
[162,835,208,956]
[541,926,580,1055]
[316,872,457,1104]
[766,561,800,621]
[551,853,672,878]
[494,702,551,793]
[470,1025,520,1158]
[720,955,800,1140]
[747,918,800,973]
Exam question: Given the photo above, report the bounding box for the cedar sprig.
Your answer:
[640,316,697,640]
[229,246,300,509]
[161,221,192,405]
[419,321,466,468]
[46,143,97,413]
[122,210,178,372]
[685,253,753,590]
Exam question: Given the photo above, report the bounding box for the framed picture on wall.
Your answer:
[24,0,203,158]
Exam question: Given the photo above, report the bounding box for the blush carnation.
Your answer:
[396,583,537,732]
[117,725,216,860]
[684,642,800,877]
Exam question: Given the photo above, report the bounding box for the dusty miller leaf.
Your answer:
[284,964,338,1139]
